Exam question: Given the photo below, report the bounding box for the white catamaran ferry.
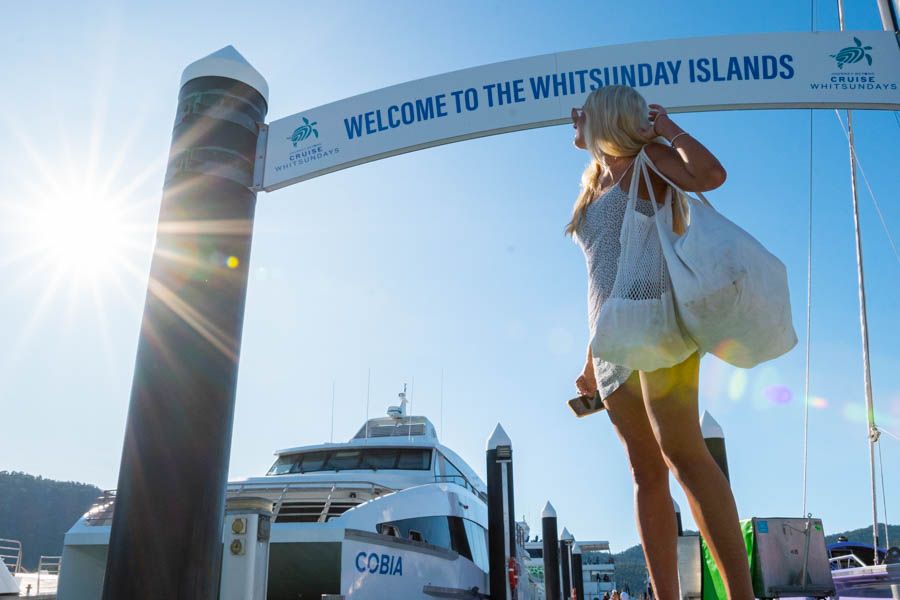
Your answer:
[58,389,493,599]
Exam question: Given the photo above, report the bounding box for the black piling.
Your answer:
[572,544,584,600]
[487,424,516,600]
[542,502,561,600]
[701,410,730,482]
[102,47,268,600]
[560,527,573,599]
[674,499,684,536]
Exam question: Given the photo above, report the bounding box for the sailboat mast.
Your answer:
[837,0,881,563]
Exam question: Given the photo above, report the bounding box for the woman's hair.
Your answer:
[565,85,656,236]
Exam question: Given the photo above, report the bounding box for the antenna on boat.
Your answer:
[440,369,444,439]
[388,384,408,419]
[330,380,335,443]
[409,377,415,440]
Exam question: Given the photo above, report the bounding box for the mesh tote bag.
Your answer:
[638,148,798,368]
[592,158,697,372]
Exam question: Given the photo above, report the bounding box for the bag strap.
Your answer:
[637,147,714,209]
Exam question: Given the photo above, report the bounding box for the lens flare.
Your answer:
[765,385,793,405]
[842,402,868,424]
[809,396,829,409]
[728,370,748,401]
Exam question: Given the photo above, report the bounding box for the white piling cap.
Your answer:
[487,423,512,450]
[541,502,557,519]
[700,410,724,439]
[561,527,574,542]
[181,45,269,103]
[573,543,582,554]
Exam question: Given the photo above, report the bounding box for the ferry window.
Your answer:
[377,516,452,550]
[267,448,432,474]
[397,449,431,470]
[362,448,400,469]
[299,451,327,471]
[449,516,472,560]
[381,525,400,537]
[444,459,465,484]
[408,530,424,542]
[326,450,362,470]
[463,519,489,572]
[528,548,543,559]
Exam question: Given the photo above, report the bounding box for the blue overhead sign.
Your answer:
[262,31,900,191]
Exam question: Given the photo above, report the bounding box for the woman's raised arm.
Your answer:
[642,104,727,193]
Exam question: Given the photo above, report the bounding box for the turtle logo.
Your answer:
[830,37,873,69]
[288,117,319,147]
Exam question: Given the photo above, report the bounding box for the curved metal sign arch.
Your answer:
[261,30,900,192]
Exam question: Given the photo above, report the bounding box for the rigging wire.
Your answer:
[878,425,900,443]
[833,110,900,267]
[878,441,890,547]
[802,107,814,518]
[801,0,816,519]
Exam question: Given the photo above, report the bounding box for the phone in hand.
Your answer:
[567,391,605,418]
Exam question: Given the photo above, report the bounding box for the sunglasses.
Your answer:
[571,107,585,124]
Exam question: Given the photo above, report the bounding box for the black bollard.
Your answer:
[487,424,517,600]
[542,502,561,600]
[674,499,684,536]
[572,543,585,600]
[560,527,573,599]
[102,46,268,600]
[701,411,730,482]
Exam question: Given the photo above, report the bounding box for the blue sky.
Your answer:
[1,0,898,552]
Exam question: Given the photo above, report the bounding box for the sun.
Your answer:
[21,188,139,285]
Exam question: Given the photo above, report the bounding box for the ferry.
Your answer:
[58,389,493,599]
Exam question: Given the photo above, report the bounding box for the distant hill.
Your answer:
[612,523,900,595]
[0,471,101,570]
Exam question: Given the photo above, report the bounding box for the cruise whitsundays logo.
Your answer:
[273,115,340,174]
[830,37,873,69]
[288,117,319,146]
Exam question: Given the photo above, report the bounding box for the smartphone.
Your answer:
[567,392,605,418]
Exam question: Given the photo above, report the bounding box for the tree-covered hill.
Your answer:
[0,471,101,570]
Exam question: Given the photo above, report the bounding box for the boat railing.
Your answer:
[830,553,868,570]
[0,538,22,573]
[433,475,488,502]
[227,479,396,523]
[36,555,61,595]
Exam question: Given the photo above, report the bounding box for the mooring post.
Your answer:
[219,497,274,599]
[102,46,268,599]
[487,424,516,600]
[701,411,730,482]
[572,543,584,600]
[542,502,561,600]
[674,499,684,536]
[560,527,574,600]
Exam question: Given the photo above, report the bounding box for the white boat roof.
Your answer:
[271,413,486,495]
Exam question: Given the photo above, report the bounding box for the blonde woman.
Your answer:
[569,86,752,600]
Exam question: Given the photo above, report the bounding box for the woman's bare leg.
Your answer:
[603,373,679,599]
[639,354,754,600]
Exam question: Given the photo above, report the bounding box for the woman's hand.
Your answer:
[638,104,676,141]
[576,361,598,397]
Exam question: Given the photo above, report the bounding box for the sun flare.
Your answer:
[21,190,137,284]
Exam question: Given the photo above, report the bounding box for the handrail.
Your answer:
[36,555,62,595]
[0,538,22,574]
[830,553,868,569]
